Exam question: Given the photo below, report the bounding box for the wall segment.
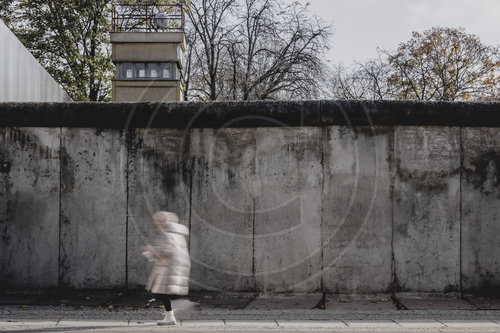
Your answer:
[0,101,499,294]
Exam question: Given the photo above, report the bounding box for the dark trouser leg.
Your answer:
[153,294,172,311]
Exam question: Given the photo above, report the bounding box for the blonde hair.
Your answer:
[153,211,179,223]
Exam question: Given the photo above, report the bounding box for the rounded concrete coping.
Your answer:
[0,100,499,129]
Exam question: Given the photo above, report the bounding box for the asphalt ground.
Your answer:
[1,291,500,332]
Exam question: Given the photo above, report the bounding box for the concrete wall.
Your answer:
[112,43,180,62]
[1,101,500,294]
[0,21,71,102]
[112,81,181,102]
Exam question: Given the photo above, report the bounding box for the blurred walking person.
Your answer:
[141,211,191,325]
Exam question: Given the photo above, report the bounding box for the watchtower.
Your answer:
[110,1,185,102]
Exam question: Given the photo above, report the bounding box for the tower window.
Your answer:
[116,62,176,80]
[120,62,134,78]
[135,63,146,78]
[160,63,172,79]
[148,63,158,78]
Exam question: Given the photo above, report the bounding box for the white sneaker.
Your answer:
[157,309,176,326]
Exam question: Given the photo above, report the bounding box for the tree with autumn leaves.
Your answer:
[332,27,500,102]
[387,27,499,101]
[1,0,114,101]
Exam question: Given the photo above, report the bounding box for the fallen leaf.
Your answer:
[19,305,28,309]
[339,298,349,303]
[136,321,144,324]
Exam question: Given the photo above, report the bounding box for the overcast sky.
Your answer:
[306,0,500,66]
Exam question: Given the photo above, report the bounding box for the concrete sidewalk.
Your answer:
[1,292,500,332]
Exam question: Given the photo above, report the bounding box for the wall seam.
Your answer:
[125,130,130,289]
[390,126,396,295]
[318,101,325,293]
[252,131,257,291]
[58,127,62,288]
[459,127,463,296]
[188,128,194,249]
[320,126,325,293]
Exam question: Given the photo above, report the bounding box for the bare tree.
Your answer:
[185,0,331,101]
[184,0,238,101]
[330,56,392,100]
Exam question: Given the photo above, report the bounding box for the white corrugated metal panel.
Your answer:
[0,20,72,102]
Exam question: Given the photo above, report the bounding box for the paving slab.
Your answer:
[277,320,347,328]
[0,319,58,328]
[128,320,158,326]
[440,320,499,328]
[467,297,500,310]
[245,293,321,309]
[225,320,278,327]
[323,295,396,311]
[109,291,153,308]
[395,319,444,328]
[191,292,255,309]
[57,319,129,327]
[181,320,225,327]
[345,319,400,328]
[398,297,475,310]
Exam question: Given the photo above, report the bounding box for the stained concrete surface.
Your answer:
[245,293,321,310]
[60,128,127,289]
[322,127,392,294]
[323,294,395,311]
[189,128,255,291]
[2,122,500,295]
[468,297,500,310]
[254,127,323,292]
[397,295,475,310]
[127,128,191,289]
[189,292,254,309]
[0,128,60,288]
[393,127,461,292]
[461,127,500,294]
